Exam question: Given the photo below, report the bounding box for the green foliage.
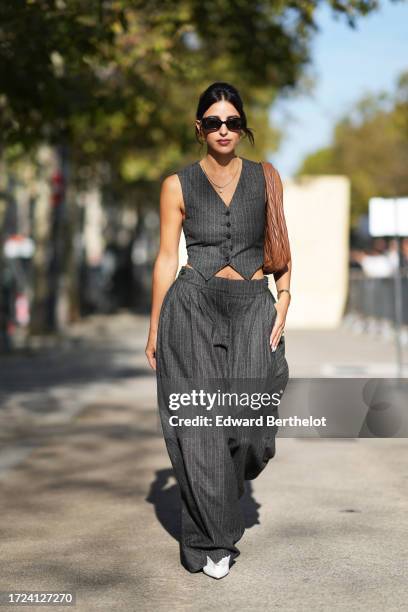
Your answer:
[0,0,387,189]
[296,71,408,226]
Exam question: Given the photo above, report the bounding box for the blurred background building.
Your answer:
[1,0,408,352]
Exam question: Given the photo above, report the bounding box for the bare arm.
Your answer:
[269,260,292,350]
[145,173,184,370]
[274,259,291,309]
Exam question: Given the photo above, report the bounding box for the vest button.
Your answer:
[225,255,230,261]
[226,222,231,227]
[225,210,231,216]
[226,233,231,239]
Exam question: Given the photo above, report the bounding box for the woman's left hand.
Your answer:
[270,300,288,351]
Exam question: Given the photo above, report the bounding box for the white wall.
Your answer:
[278,175,350,329]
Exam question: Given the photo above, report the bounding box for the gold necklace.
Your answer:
[200,157,241,195]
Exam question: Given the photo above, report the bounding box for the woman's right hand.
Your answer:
[146,173,183,372]
[145,330,158,371]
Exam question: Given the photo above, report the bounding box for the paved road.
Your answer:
[0,313,407,611]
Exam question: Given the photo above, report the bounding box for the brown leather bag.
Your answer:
[261,161,291,275]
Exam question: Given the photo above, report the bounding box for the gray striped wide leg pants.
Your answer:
[155,265,289,572]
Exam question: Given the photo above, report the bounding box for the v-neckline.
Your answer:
[197,157,246,210]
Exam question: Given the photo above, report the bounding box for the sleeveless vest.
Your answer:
[176,157,266,280]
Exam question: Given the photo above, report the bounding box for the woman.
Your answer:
[146,82,291,579]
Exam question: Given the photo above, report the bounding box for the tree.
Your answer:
[297,71,408,226]
[0,0,391,174]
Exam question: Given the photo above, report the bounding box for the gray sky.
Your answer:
[270,0,408,179]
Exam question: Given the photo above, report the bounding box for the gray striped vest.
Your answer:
[176,157,266,280]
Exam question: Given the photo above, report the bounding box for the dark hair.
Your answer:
[195,82,255,146]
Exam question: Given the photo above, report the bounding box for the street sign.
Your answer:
[368,197,408,237]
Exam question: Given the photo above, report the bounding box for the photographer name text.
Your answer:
[167,415,327,427]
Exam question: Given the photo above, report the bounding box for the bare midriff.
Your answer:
[185,263,264,280]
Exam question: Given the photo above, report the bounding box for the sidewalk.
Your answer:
[0,313,407,611]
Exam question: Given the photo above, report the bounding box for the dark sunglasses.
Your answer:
[200,116,243,132]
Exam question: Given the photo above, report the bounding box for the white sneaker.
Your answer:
[202,554,231,579]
